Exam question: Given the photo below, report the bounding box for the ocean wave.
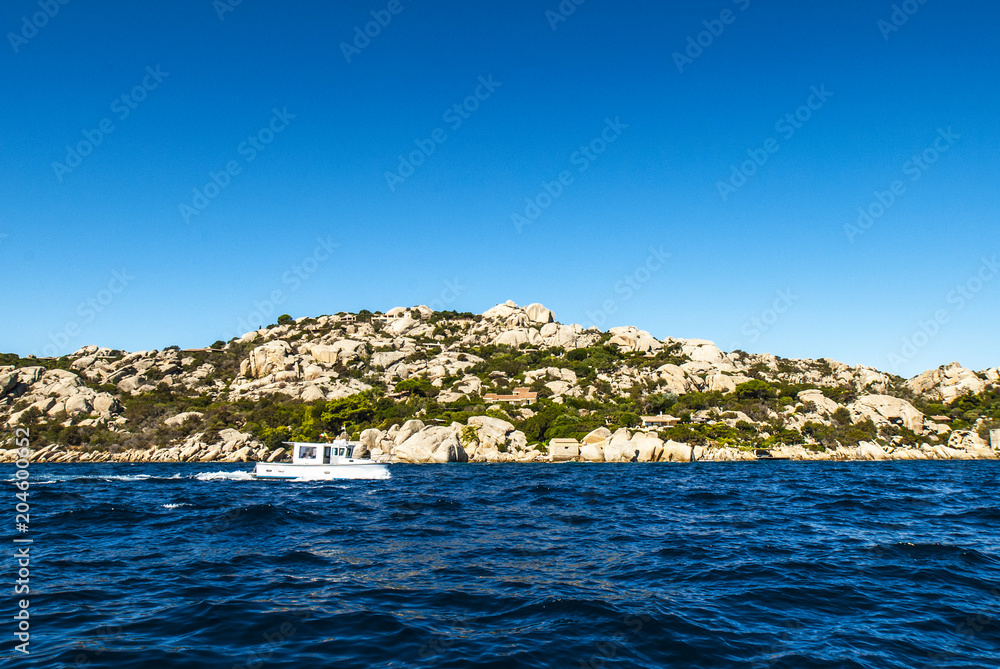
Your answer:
[5,473,184,484]
[3,478,60,485]
[195,470,254,481]
[91,474,157,482]
[15,461,1000,668]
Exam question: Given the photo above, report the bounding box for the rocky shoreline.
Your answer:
[2,417,995,465]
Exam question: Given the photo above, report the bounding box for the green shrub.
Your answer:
[734,380,776,401]
[646,393,678,414]
[832,407,851,426]
[395,378,438,398]
[764,428,801,446]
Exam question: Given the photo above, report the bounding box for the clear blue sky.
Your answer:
[2,0,997,378]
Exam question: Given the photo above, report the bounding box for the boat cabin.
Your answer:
[287,440,358,465]
[255,439,389,480]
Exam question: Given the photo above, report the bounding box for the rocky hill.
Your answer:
[2,301,998,464]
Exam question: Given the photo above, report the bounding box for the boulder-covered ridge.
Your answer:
[1,300,997,464]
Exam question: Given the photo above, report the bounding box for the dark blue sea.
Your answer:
[4,461,1000,668]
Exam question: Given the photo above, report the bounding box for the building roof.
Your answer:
[640,414,679,423]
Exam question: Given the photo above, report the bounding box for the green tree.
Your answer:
[320,394,375,432]
[612,411,640,428]
[831,407,851,426]
[647,392,678,414]
[395,378,438,398]
[733,380,776,401]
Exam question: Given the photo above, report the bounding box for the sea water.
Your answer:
[4,461,999,667]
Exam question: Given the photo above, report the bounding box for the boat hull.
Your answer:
[252,462,391,481]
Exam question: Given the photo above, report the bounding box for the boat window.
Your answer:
[336,447,344,457]
[323,447,331,464]
[298,446,316,459]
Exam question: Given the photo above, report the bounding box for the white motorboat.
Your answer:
[252,440,391,480]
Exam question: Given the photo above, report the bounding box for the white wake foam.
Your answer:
[195,471,255,481]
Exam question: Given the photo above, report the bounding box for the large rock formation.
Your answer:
[241,340,294,379]
[394,426,467,463]
[849,395,924,433]
[905,363,986,403]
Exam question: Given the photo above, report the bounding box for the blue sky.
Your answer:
[2,0,997,378]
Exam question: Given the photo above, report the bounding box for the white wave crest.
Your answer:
[97,474,155,482]
[195,471,255,482]
[4,478,59,485]
[6,474,158,483]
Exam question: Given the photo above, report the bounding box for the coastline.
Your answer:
[3,304,998,470]
[4,439,995,465]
